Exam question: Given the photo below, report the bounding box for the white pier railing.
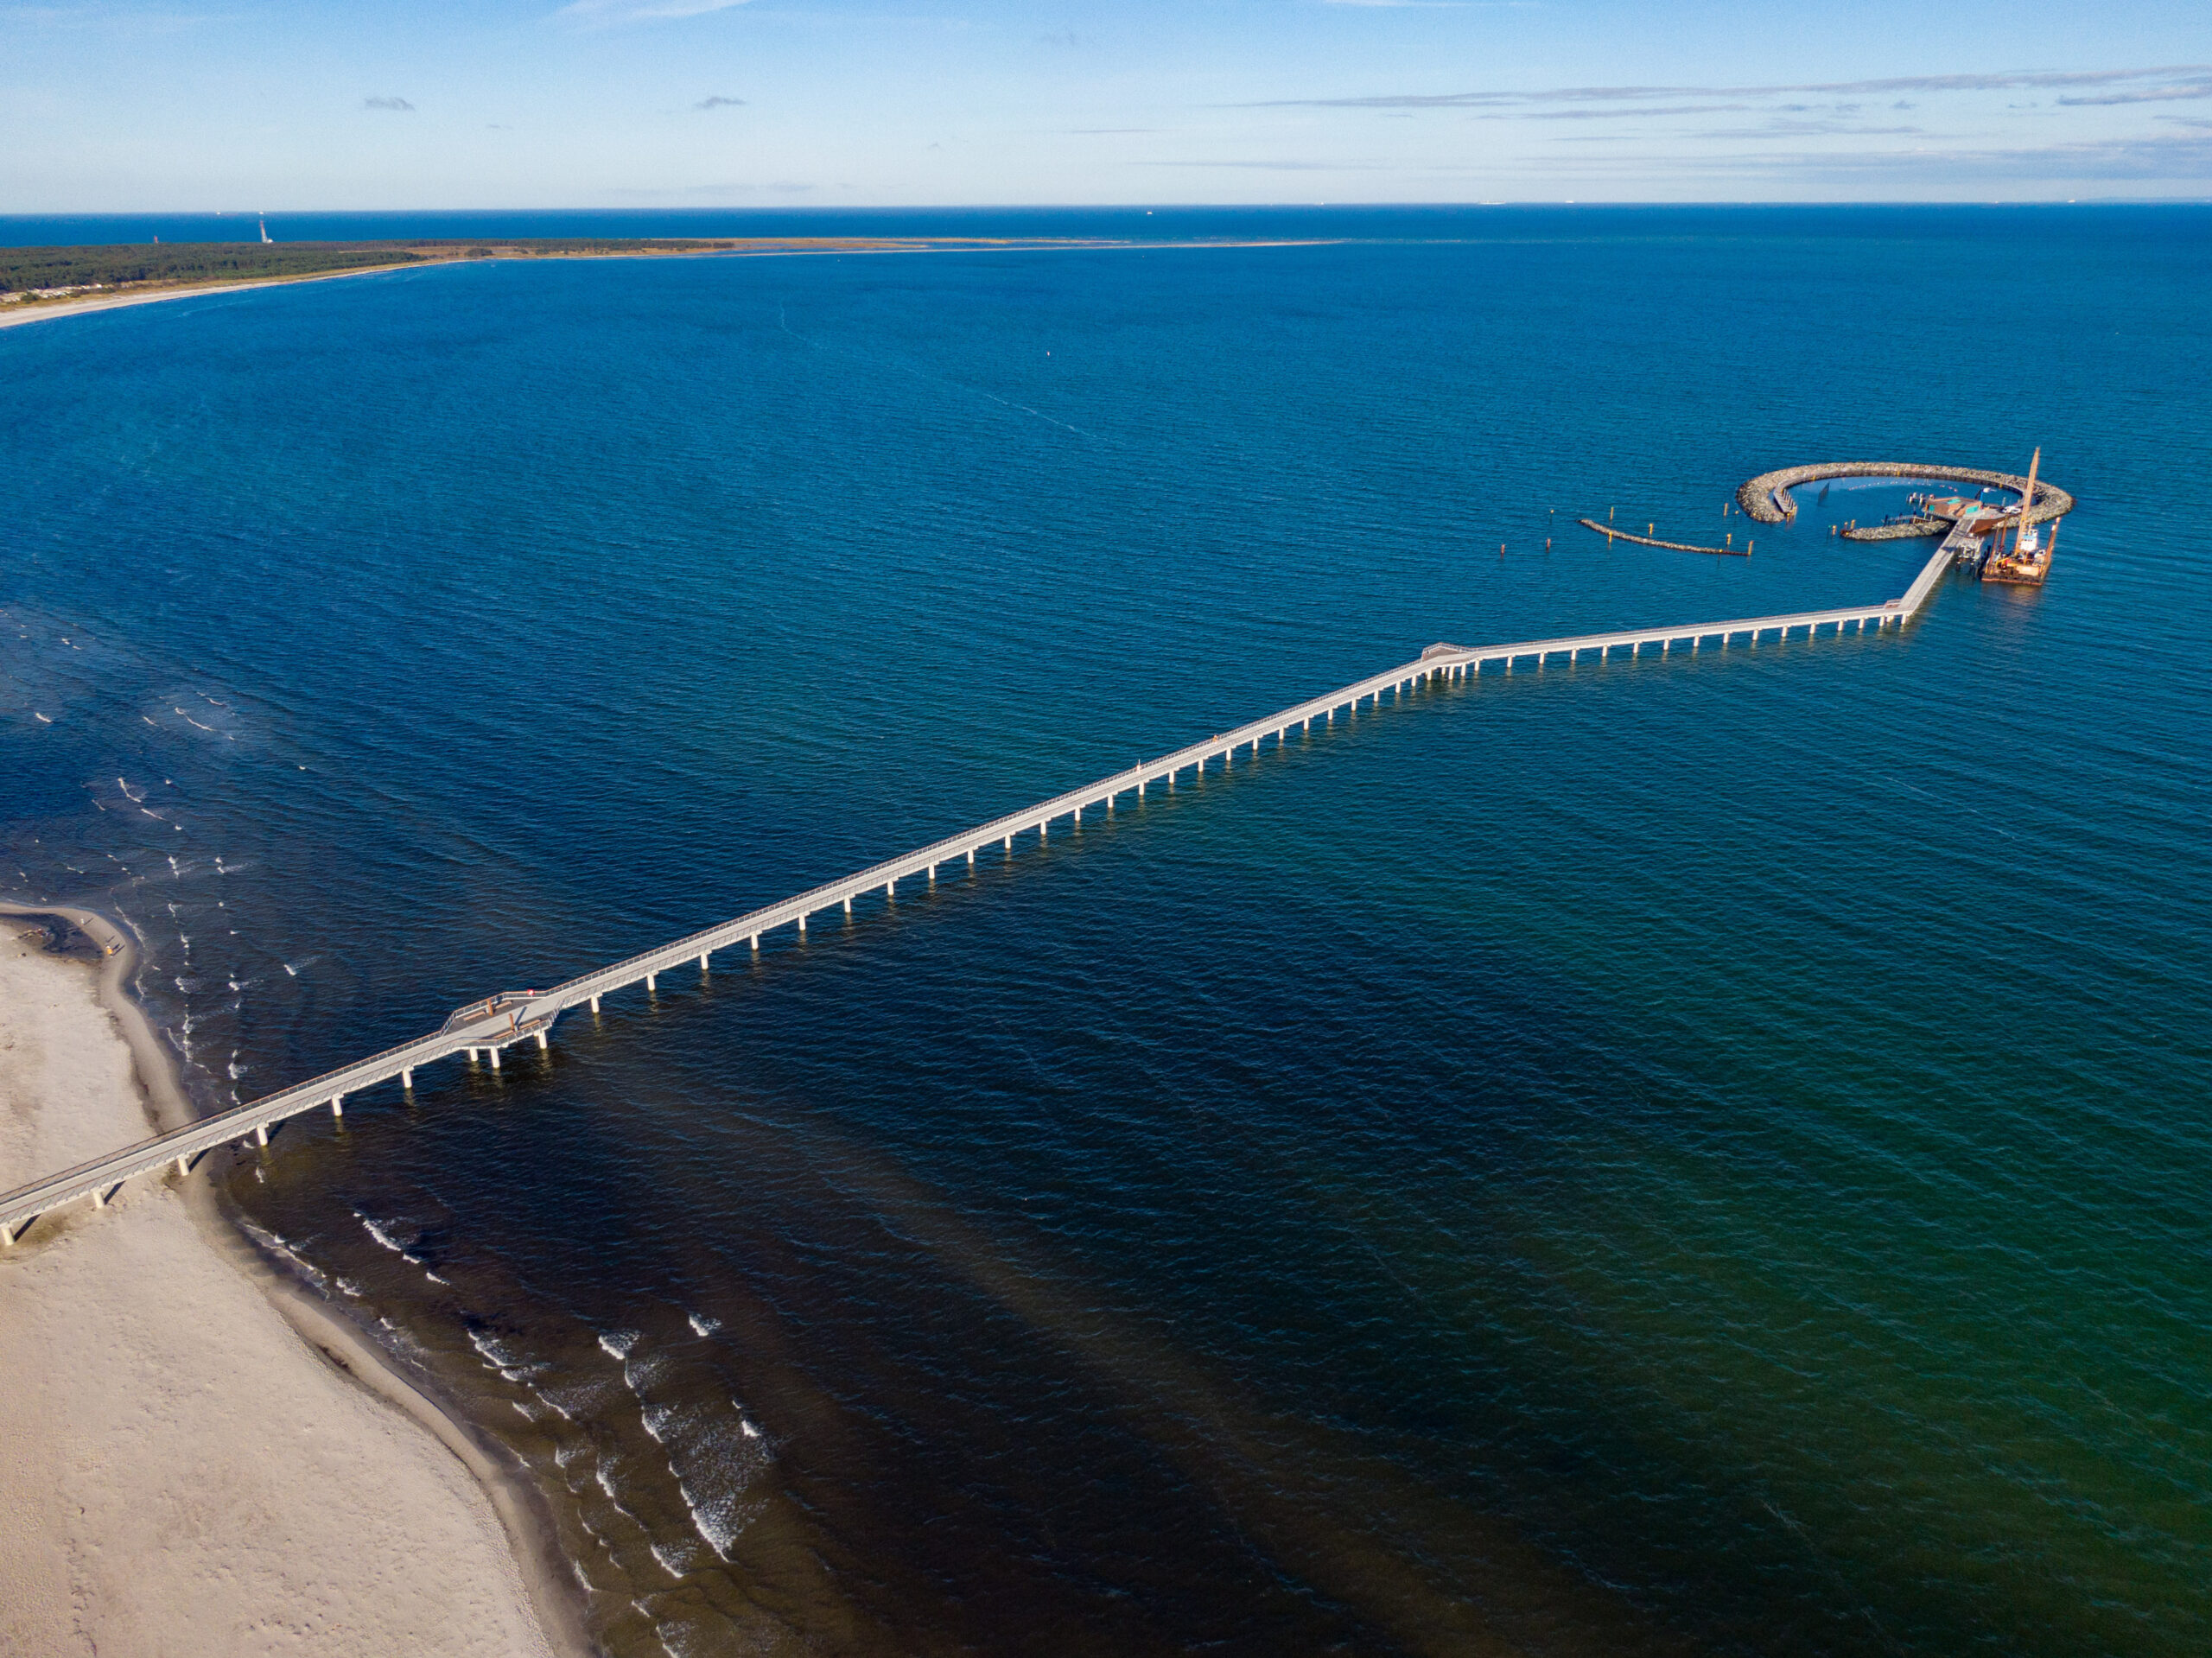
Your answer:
[0,539,1954,1246]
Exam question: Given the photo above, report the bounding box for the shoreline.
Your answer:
[0,236,1334,332]
[0,900,594,1657]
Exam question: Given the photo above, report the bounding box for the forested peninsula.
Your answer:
[0,236,1089,309]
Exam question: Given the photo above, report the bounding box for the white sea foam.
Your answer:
[538,1389,581,1424]
[686,1312,721,1337]
[571,1561,594,1594]
[636,1392,772,1563]
[354,1209,427,1265]
[599,1329,641,1361]
[594,1457,646,1525]
[236,1219,329,1294]
[335,1277,364,1298]
[374,1316,434,1362]
[647,1540,696,1581]
[656,1625,715,1658]
[467,1328,548,1384]
[538,1377,613,1421]
[621,1350,676,1400]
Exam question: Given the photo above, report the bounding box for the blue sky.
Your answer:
[4,0,2209,207]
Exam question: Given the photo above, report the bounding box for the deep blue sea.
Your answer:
[3,208,2208,1657]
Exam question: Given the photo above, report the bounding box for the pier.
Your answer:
[1,537,1957,1248]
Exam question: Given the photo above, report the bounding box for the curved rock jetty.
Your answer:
[1736,462,2075,531]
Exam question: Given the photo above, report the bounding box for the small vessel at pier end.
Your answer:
[1897,449,2063,584]
[1980,447,2056,586]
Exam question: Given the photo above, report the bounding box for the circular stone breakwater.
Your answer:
[1738,462,2075,543]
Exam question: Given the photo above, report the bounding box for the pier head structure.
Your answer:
[0,492,2010,1248]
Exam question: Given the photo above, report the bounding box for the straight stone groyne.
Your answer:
[1576,519,1747,556]
[0,534,1959,1248]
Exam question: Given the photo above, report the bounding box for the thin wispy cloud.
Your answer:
[694,94,746,109]
[1522,125,2212,183]
[1687,120,1922,139]
[363,95,415,111]
[1507,104,1750,121]
[1135,159,1393,170]
[559,0,752,22]
[2056,76,2212,107]
[2,3,226,30]
[1241,64,2212,109]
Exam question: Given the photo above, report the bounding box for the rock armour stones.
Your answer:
[1735,463,2075,530]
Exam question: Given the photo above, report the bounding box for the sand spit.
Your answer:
[0,237,1335,332]
[0,909,580,1656]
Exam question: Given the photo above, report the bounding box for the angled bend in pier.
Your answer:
[0,537,1959,1248]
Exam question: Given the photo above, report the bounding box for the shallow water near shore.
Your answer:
[3,208,2209,1655]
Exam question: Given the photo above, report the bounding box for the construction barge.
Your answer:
[1736,454,2071,586]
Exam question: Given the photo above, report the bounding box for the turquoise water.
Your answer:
[3,211,2208,1655]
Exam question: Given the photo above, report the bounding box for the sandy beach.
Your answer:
[0,912,578,1656]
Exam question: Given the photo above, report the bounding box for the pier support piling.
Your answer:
[403,1066,415,1086]
[645,971,658,992]
[1,1221,15,1248]
[488,1046,501,1070]
[537,1030,548,1050]
[254,1124,268,1147]
[330,1096,343,1120]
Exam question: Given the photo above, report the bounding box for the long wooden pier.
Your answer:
[0,539,1954,1247]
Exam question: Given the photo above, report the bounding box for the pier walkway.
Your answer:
[1,538,1955,1247]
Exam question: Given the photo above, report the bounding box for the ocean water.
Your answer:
[3,209,2208,1655]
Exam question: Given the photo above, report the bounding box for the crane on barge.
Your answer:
[1981,447,2056,585]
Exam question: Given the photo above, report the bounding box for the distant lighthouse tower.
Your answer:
[258,214,272,245]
